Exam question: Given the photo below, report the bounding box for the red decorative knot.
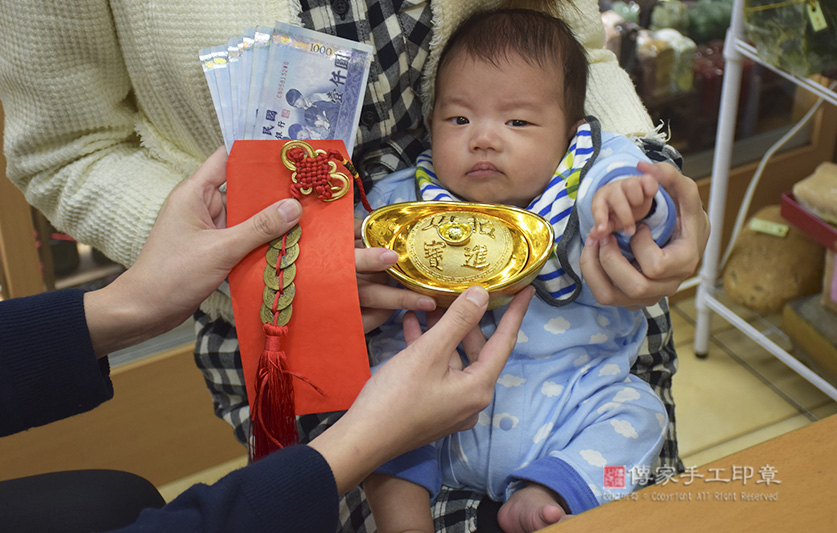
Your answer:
[287,148,345,201]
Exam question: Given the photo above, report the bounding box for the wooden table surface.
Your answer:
[543,415,837,532]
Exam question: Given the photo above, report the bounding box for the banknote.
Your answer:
[226,37,243,141]
[201,23,372,154]
[199,45,234,152]
[242,26,273,140]
[250,22,373,153]
[233,30,255,141]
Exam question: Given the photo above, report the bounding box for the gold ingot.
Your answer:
[263,283,296,310]
[263,263,297,291]
[270,225,302,249]
[260,303,293,326]
[436,222,473,246]
[266,243,300,269]
[362,201,554,309]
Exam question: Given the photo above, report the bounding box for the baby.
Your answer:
[359,9,675,533]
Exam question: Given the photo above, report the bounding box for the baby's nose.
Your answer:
[469,126,500,152]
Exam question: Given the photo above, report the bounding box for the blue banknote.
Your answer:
[201,23,372,155]
[250,22,373,154]
[242,26,273,142]
[199,45,234,153]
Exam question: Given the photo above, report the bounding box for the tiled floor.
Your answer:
[157,294,837,501]
[671,294,836,468]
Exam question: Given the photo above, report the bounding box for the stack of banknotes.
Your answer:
[200,23,373,154]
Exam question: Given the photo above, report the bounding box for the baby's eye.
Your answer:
[451,116,469,125]
[507,119,529,127]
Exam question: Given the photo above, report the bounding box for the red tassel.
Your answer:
[250,323,298,462]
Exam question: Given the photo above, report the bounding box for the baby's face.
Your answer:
[430,54,574,208]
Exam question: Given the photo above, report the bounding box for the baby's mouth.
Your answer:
[467,161,500,177]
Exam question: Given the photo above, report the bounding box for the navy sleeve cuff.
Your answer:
[509,456,600,514]
[375,445,441,499]
[1,289,113,437]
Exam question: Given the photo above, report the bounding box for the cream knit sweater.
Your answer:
[0,0,654,323]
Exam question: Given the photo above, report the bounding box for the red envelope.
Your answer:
[226,140,369,456]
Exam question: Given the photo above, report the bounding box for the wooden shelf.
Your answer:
[54,244,124,291]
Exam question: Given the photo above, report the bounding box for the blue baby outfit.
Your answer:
[358,119,674,514]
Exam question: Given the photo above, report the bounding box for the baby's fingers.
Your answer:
[638,173,659,200]
[608,184,638,236]
[590,191,615,240]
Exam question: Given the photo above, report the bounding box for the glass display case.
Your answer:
[599,0,836,181]
[692,0,837,400]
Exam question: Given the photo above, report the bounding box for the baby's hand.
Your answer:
[589,173,659,241]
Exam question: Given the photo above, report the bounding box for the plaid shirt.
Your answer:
[197,2,683,531]
[299,0,432,192]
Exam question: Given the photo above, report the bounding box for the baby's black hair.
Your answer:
[436,8,589,123]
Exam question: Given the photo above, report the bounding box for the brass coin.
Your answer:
[269,224,302,249]
[262,283,296,310]
[263,263,297,290]
[260,303,293,326]
[266,243,300,269]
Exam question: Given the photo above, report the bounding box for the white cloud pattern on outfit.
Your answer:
[611,419,639,439]
[517,330,529,343]
[596,314,611,327]
[590,332,609,344]
[598,364,621,376]
[544,316,570,334]
[580,449,607,467]
[533,422,554,443]
[573,353,590,367]
[597,402,621,414]
[541,381,565,397]
[606,159,633,172]
[657,412,667,429]
[497,374,526,387]
[613,387,641,402]
[478,411,491,426]
[511,461,532,475]
[493,413,519,429]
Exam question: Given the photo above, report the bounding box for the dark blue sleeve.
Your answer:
[374,444,441,499]
[118,445,339,533]
[508,456,599,514]
[0,289,112,437]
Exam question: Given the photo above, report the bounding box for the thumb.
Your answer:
[221,198,303,260]
[467,286,532,381]
[410,286,489,363]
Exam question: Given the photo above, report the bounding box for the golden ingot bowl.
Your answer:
[362,201,555,309]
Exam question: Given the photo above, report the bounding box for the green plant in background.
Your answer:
[687,0,734,44]
[650,0,691,33]
[744,0,837,77]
